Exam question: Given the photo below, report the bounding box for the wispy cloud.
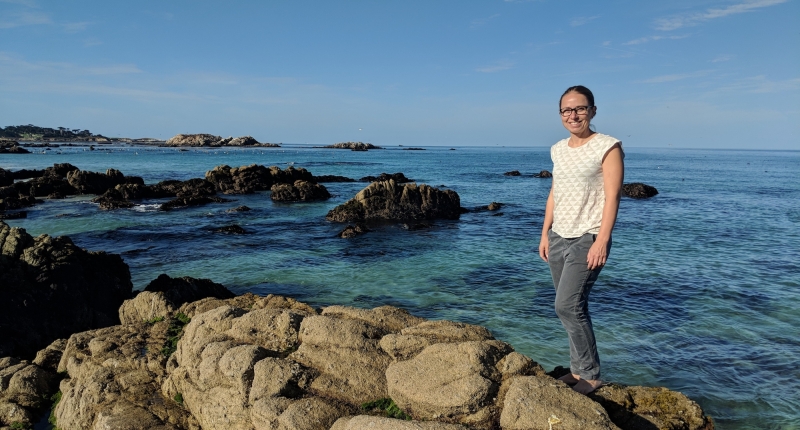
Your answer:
[476,60,514,73]
[639,70,713,83]
[85,65,143,75]
[62,21,89,33]
[570,16,599,27]
[655,0,787,31]
[718,75,800,93]
[711,54,734,63]
[0,10,50,28]
[470,13,500,29]
[0,0,39,7]
[623,34,689,45]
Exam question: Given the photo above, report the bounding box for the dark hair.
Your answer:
[560,85,594,107]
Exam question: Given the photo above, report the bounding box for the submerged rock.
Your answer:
[313,174,356,183]
[359,172,411,183]
[534,170,552,178]
[338,222,371,238]
[326,179,462,223]
[503,170,521,176]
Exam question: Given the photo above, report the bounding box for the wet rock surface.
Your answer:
[270,180,331,202]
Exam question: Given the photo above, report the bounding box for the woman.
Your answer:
[539,85,624,395]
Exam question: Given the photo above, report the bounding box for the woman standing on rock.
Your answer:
[538,85,624,395]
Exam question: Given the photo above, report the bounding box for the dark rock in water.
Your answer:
[326,179,462,223]
[504,170,522,176]
[11,168,45,180]
[13,175,77,198]
[0,194,39,210]
[205,164,313,194]
[0,168,13,187]
[313,175,356,183]
[534,170,552,178]
[213,225,248,234]
[92,194,135,210]
[402,222,431,231]
[45,163,80,179]
[622,183,658,199]
[325,142,381,150]
[0,221,133,359]
[66,168,128,194]
[338,222,371,238]
[0,144,30,154]
[165,134,279,147]
[402,147,426,151]
[487,202,503,211]
[359,172,411,183]
[270,180,331,202]
[0,211,27,219]
[47,192,65,199]
[142,273,235,307]
[590,384,714,430]
[151,178,217,198]
[160,195,228,211]
[227,205,251,212]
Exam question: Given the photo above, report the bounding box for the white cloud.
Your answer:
[655,0,787,31]
[470,13,500,29]
[0,10,50,28]
[475,60,514,73]
[711,54,734,63]
[63,21,89,33]
[639,70,713,83]
[570,16,599,27]
[623,34,689,45]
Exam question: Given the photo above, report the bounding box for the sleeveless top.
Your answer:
[550,133,623,238]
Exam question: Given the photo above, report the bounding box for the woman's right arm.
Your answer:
[539,187,554,262]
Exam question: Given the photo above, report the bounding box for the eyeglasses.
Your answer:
[559,106,592,117]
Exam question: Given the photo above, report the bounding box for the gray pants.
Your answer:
[548,230,609,381]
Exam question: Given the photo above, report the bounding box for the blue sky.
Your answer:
[1,0,797,149]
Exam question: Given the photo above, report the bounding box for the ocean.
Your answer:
[2,144,798,429]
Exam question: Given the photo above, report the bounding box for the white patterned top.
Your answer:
[550,133,623,238]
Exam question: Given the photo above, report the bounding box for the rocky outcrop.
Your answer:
[313,175,356,183]
[534,170,552,178]
[205,164,314,195]
[503,170,521,176]
[338,223,370,238]
[66,168,142,195]
[622,183,659,199]
[359,172,411,183]
[42,293,714,430]
[0,221,133,359]
[270,180,331,202]
[0,168,12,187]
[324,142,382,150]
[0,355,61,427]
[0,140,29,154]
[325,180,462,223]
[165,134,279,147]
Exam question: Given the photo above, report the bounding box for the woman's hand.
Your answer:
[587,239,608,270]
[539,233,549,263]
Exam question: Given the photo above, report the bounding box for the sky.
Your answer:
[0,0,798,149]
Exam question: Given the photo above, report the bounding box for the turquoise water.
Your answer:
[3,144,799,429]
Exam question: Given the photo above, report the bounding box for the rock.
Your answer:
[227,205,251,212]
[325,142,382,150]
[313,175,356,183]
[205,164,313,195]
[0,145,30,154]
[118,291,175,325]
[401,320,495,343]
[0,221,132,359]
[66,168,130,195]
[142,274,235,310]
[321,305,425,333]
[622,183,659,199]
[0,357,59,428]
[402,147,426,151]
[44,163,80,179]
[504,170,521,176]
[0,168,12,187]
[165,133,224,147]
[331,415,468,429]
[325,180,462,223]
[338,223,371,238]
[213,225,248,234]
[226,136,259,146]
[500,376,620,430]
[32,338,68,372]
[54,324,196,430]
[535,170,553,178]
[0,211,26,220]
[487,202,503,211]
[150,178,217,198]
[160,195,228,211]
[270,180,331,202]
[10,169,44,180]
[386,341,511,427]
[11,174,77,198]
[590,384,714,430]
[402,222,431,230]
[359,172,411,183]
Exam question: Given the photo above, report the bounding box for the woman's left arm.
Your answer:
[587,144,624,270]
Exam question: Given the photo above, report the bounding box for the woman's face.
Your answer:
[560,91,595,136]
